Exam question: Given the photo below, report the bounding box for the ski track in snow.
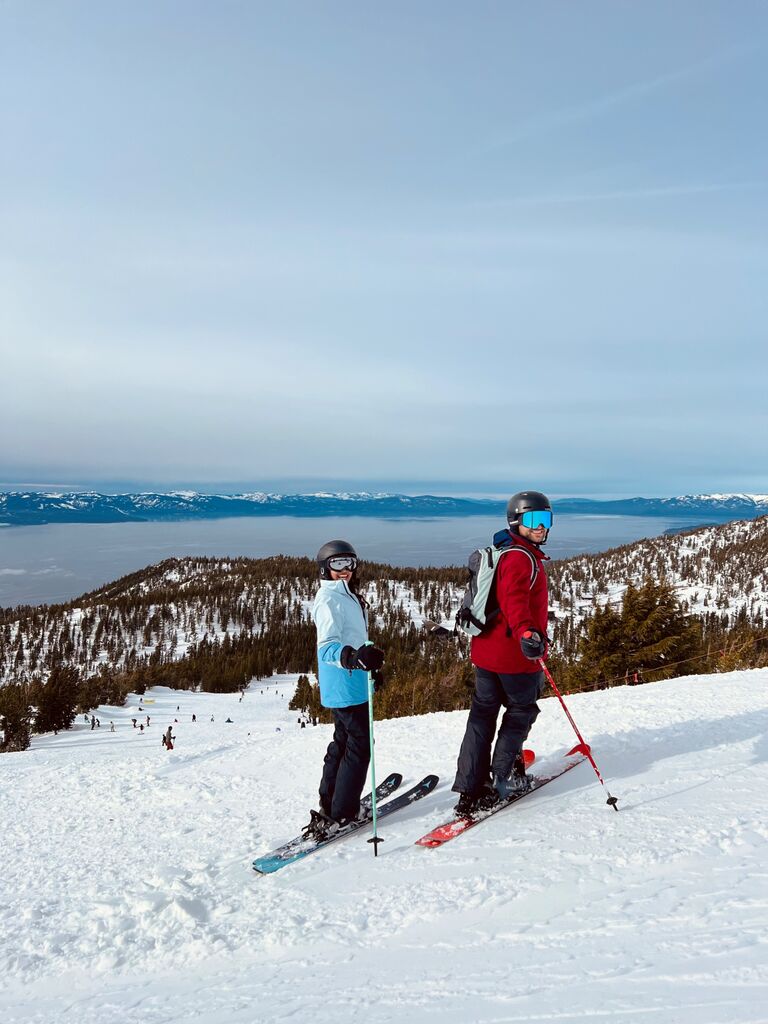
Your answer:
[1,671,767,1023]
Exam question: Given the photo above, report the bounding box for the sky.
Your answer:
[1,1,767,498]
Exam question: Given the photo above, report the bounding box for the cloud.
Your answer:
[485,42,762,150]
[474,181,768,210]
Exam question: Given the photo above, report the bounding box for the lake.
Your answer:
[0,514,707,609]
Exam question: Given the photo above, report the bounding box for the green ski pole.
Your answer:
[365,651,384,856]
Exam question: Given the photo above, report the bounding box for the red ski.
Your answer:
[415,744,588,849]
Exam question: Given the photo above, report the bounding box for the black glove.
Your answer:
[372,669,385,693]
[340,644,385,672]
[520,629,546,660]
[423,619,454,639]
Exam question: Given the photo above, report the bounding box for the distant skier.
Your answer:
[162,725,175,750]
[132,718,137,728]
[91,716,96,731]
[302,540,385,840]
[110,722,115,733]
[452,491,553,815]
[192,714,197,723]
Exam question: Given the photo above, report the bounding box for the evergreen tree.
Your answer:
[569,602,626,691]
[0,683,32,752]
[34,665,79,734]
[289,674,313,713]
[620,578,701,681]
[569,578,700,690]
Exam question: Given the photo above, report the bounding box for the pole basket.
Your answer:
[367,835,385,856]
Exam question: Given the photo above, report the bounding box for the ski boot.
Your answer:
[454,783,500,816]
[475,781,502,811]
[493,752,533,800]
[301,808,340,842]
[453,791,477,816]
[337,802,372,828]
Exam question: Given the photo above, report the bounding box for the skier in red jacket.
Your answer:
[452,491,553,815]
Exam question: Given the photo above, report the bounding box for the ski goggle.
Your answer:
[520,510,553,530]
[327,555,358,572]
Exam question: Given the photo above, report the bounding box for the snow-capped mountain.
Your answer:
[0,490,497,525]
[2,490,768,526]
[558,493,768,516]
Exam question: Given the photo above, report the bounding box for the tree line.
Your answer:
[2,532,767,750]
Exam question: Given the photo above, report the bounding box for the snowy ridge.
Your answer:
[3,490,768,527]
[0,490,496,525]
[0,557,447,686]
[1,669,767,1023]
[3,515,767,687]
[547,513,768,625]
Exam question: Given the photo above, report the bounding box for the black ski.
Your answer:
[361,771,402,809]
[253,773,437,874]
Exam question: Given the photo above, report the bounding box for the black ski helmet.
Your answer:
[316,539,358,579]
[506,491,552,529]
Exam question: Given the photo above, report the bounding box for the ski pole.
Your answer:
[365,647,384,856]
[538,659,619,812]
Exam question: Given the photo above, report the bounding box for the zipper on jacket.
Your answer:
[342,580,368,629]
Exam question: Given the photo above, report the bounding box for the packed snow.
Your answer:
[1,670,767,1023]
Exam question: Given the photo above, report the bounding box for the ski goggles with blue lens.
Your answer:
[327,555,358,571]
[520,510,553,530]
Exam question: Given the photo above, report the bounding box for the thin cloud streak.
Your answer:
[485,41,762,150]
[473,180,768,209]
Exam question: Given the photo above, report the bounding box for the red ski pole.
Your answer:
[539,659,619,812]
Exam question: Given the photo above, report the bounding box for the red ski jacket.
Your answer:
[470,533,549,675]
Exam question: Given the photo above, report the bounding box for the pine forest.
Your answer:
[1,515,767,750]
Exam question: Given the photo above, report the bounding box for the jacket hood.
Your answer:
[493,528,549,561]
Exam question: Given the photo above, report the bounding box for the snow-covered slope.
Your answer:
[1,670,767,1023]
[548,512,768,624]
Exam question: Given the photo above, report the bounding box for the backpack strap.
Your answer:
[494,544,539,637]
[498,542,539,589]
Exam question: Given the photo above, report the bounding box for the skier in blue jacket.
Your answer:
[304,540,385,839]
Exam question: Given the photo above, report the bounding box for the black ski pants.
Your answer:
[452,667,544,795]
[319,702,371,821]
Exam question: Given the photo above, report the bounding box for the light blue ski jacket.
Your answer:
[312,579,370,708]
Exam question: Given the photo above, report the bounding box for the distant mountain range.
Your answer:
[1,490,768,527]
